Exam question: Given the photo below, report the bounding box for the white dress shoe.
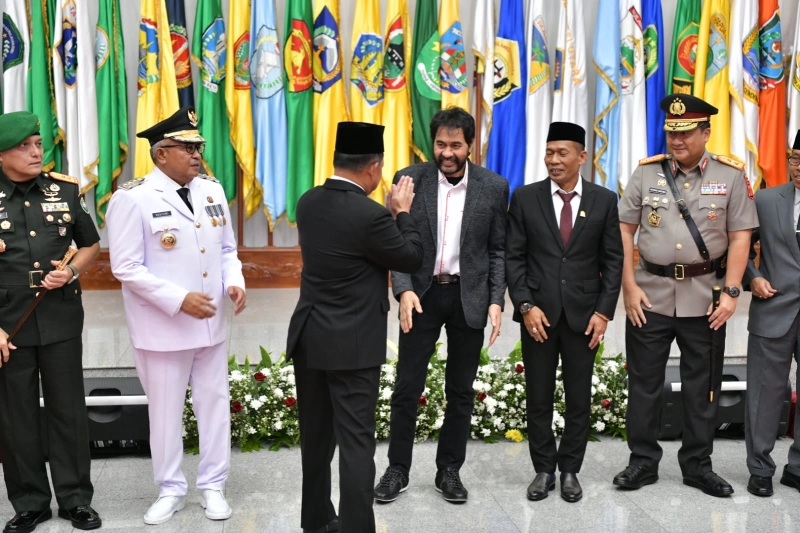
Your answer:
[200,490,232,520]
[144,496,185,525]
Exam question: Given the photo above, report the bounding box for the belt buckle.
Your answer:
[674,264,685,281]
[29,270,44,288]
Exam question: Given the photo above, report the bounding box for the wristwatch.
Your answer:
[67,264,80,284]
[722,286,740,298]
[519,302,534,315]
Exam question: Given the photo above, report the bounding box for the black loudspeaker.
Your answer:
[658,364,792,440]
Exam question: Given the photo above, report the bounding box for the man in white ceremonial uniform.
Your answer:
[106,106,246,525]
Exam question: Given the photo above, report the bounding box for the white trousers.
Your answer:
[133,341,231,497]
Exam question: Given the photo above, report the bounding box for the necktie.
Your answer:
[796,204,800,249]
[557,191,577,246]
[177,187,193,214]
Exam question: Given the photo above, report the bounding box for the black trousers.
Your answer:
[521,311,598,473]
[625,311,725,476]
[0,336,93,512]
[293,347,381,533]
[388,283,484,475]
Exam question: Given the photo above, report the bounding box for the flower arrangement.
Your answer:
[182,342,629,452]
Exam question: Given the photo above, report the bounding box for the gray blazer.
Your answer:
[744,183,800,338]
[390,161,509,330]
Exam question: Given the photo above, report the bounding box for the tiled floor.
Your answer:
[2,437,800,532]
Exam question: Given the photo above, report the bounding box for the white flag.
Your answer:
[787,3,800,152]
[2,0,29,113]
[472,0,495,159]
[730,0,760,181]
[52,0,99,192]
[551,0,587,133]
[618,0,648,191]
[524,0,552,183]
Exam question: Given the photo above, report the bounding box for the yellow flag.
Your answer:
[693,0,731,157]
[134,0,180,178]
[226,0,262,217]
[438,0,469,111]
[382,0,412,194]
[313,0,350,187]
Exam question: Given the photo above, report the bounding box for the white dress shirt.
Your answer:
[551,176,583,229]
[794,186,800,227]
[434,165,469,276]
[168,176,193,208]
[330,175,365,191]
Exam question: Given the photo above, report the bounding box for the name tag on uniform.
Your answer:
[152,211,172,218]
[0,212,7,220]
[701,182,727,195]
[41,202,70,212]
[648,187,668,195]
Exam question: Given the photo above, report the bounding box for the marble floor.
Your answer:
[2,437,799,532]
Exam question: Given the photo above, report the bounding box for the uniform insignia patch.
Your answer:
[120,179,145,190]
[41,202,70,212]
[59,227,67,237]
[648,187,667,195]
[700,182,728,195]
[152,211,172,218]
[744,173,754,199]
[712,154,745,170]
[48,171,79,184]
[639,154,670,165]
[198,174,220,183]
[80,195,89,213]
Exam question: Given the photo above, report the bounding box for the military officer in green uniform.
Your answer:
[0,112,102,532]
[613,95,758,497]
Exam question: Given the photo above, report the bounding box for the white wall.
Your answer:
[66,0,800,246]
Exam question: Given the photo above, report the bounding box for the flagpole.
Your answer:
[474,64,483,166]
[236,166,244,247]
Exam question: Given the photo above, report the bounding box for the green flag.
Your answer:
[667,0,702,94]
[284,0,315,224]
[27,0,61,171]
[192,0,237,202]
[411,0,440,162]
[95,0,129,227]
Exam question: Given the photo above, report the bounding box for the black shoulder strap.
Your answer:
[660,159,710,261]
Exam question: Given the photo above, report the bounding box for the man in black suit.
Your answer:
[374,108,508,504]
[505,122,623,502]
[286,122,423,533]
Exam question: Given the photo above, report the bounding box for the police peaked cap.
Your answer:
[137,106,206,147]
[661,94,718,132]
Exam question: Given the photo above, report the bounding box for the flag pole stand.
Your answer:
[474,64,483,166]
[236,166,244,247]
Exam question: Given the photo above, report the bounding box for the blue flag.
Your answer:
[592,0,621,194]
[643,0,666,155]
[165,0,194,107]
[486,0,527,195]
[250,0,288,228]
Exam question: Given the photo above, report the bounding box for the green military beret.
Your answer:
[0,111,41,151]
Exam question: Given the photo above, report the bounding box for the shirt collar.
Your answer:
[154,166,193,191]
[794,186,800,205]
[437,161,469,187]
[330,175,365,192]
[551,176,583,197]
[0,170,44,197]
[675,151,711,177]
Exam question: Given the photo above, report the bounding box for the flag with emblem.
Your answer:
[667,0,701,94]
[411,0,440,162]
[134,0,180,178]
[787,4,800,158]
[27,0,62,172]
[693,0,731,157]
[729,0,760,184]
[439,0,468,112]
[166,0,194,108]
[523,0,551,183]
[192,0,236,203]
[619,0,648,191]
[486,0,526,194]
[592,0,621,192]
[227,0,261,216]
[349,0,385,203]
[642,0,665,156]
[552,0,588,133]
[251,0,287,227]
[382,0,412,197]
[312,0,349,187]
[52,0,100,193]
[472,0,494,159]
[758,0,787,188]
[284,0,315,225]
[3,0,29,113]
[95,0,129,227]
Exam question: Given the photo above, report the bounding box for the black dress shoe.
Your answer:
[613,464,659,489]
[683,471,734,497]
[435,468,468,503]
[57,506,101,530]
[560,473,583,503]
[374,466,409,503]
[780,465,800,491]
[747,475,773,497]
[527,472,556,501]
[303,517,339,533]
[3,510,52,533]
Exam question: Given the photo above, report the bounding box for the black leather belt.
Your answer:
[639,256,726,280]
[0,270,53,287]
[432,274,460,284]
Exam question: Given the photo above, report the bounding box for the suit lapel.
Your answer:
[460,163,483,245]
[153,170,194,221]
[422,165,438,244]
[777,184,800,265]
[566,181,596,250]
[537,179,564,250]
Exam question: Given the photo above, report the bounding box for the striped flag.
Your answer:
[619,0,648,191]
[642,0,665,156]
[472,0,494,159]
[592,0,621,192]
[787,4,800,158]
[166,0,194,107]
[551,0,587,132]
[729,0,760,183]
[410,0,440,162]
[382,0,412,193]
[757,0,786,187]
[28,0,62,172]
[3,0,29,113]
[667,0,701,94]
[439,0,468,111]
[523,0,551,183]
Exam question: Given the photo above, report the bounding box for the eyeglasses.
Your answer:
[160,143,206,155]
[789,156,800,167]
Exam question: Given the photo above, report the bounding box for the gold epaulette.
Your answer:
[119,178,145,190]
[711,154,745,170]
[46,171,78,184]
[639,154,671,165]
[198,174,219,183]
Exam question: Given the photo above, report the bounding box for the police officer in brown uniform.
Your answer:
[0,112,102,532]
[613,95,758,497]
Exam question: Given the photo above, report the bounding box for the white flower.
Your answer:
[230,370,244,382]
[273,388,284,399]
[274,420,283,430]
[498,390,508,399]
[382,364,394,375]
[492,417,503,427]
[258,395,267,403]
[591,386,596,395]
[250,400,263,410]
[504,383,515,391]
[604,413,612,421]
[606,361,618,372]
[244,394,252,402]
[381,387,393,400]
[594,421,606,432]
[484,396,497,409]
[384,374,395,384]
[247,426,257,435]
[481,428,491,436]
[515,384,524,391]
[498,401,507,409]
[260,368,272,377]
[592,375,600,385]
[187,397,193,404]
[286,374,296,385]
[471,416,479,426]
